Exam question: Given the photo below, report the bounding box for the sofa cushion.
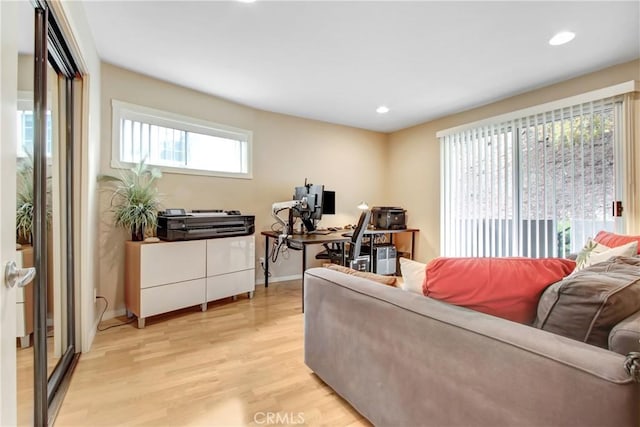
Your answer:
[535,256,640,348]
[594,231,640,254]
[574,239,637,272]
[609,310,640,355]
[423,257,575,324]
[398,257,426,294]
[322,264,397,286]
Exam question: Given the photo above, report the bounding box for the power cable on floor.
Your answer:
[96,296,135,331]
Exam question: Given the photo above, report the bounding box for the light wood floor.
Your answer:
[54,280,370,426]
[17,334,59,426]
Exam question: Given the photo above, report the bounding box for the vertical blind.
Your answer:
[440,96,622,258]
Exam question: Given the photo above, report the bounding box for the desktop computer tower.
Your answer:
[349,256,370,272]
[372,245,397,275]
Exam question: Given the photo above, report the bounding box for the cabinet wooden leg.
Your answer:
[248,291,254,299]
[137,317,145,329]
[201,303,207,312]
[232,295,238,301]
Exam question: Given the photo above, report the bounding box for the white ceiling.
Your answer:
[76,1,639,132]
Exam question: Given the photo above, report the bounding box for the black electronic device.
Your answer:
[192,209,223,213]
[371,207,407,230]
[293,183,324,220]
[371,245,397,275]
[322,190,336,215]
[290,180,330,233]
[157,211,255,241]
[162,208,187,216]
[290,180,336,233]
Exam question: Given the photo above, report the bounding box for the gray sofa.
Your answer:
[303,267,640,427]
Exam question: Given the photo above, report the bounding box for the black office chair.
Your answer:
[347,209,371,269]
[315,242,342,263]
[316,210,371,269]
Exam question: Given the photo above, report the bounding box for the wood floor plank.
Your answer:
[53,280,370,426]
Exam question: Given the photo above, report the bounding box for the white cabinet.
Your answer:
[125,235,255,328]
[140,279,206,318]
[206,236,255,303]
[207,236,255,276]
[139,240,206,288]
[16,247,33,348]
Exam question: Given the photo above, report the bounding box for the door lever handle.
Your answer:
[4,261,36,288]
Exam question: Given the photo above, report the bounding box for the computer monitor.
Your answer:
[293,184,323,218]
[291,182,335,232]
[322,190,335,215]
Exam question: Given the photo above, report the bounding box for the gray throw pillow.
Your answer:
[535,256,640,348]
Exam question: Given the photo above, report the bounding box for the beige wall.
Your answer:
[99,63,390,317]
[58,0,103,352]
[98,58,639,319]
[17,55,32,91]
[388,59,640,263]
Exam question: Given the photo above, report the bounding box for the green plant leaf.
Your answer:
[97,159,162,237]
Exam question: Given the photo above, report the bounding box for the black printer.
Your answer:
[157,209,255,241]
[370,207,407,230]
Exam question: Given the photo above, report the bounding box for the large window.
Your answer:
[112,100,252,178]
[440,95,624,258]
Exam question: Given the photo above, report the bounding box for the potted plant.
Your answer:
[16,153,51,245]
[16,158,34,244]
[99,160,162,241]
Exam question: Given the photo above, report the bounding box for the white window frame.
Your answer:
[111,100,253,179]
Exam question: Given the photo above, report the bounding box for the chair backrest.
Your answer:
[350,210,371,259]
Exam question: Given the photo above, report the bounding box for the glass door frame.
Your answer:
[32,1,80,423]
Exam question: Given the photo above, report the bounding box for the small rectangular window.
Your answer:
[111,100,253,179]
[17,92,53,158]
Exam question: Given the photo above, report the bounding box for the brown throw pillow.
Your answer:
[323,263,397,286]
[535,256,640,348]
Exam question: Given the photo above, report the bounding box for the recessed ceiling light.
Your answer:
[549,31,575,46]
[376,105,390,114]
[237,0,256,3]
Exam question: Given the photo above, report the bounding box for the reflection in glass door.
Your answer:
[19,2,81,424]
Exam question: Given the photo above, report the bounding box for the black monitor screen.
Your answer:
[293,184,324,220]
[322,191,335,215]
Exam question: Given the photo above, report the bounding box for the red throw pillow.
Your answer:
[594,231,640,254]
[423,257,575,324]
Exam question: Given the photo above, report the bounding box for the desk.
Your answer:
[261,228,419,309]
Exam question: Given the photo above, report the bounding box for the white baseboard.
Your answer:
[255,273,302,285]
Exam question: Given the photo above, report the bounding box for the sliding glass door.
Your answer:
[440,97,623,258]
[17,2,81,424]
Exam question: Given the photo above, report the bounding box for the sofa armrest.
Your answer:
[304,267,640,427]
[610,310,640,355]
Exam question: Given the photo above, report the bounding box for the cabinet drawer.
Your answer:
[140,278,206,318]
[206,269,255,302]
[207,235,255,276]
[140,240,206,288]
